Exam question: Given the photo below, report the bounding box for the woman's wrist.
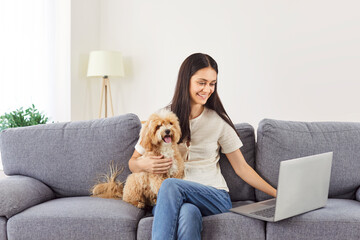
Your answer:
[271,188,277,198]
[129,157,145,173]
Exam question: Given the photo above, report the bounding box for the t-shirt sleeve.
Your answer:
[134,137,145,155]
[218,121,243,154]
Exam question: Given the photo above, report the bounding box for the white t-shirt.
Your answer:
[135,107,243,192]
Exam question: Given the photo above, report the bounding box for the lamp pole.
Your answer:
[99,75,114,118]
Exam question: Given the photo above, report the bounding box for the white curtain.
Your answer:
[0,0,55,119]
[0,0,56,170]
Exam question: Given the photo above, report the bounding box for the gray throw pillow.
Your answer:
[0,175,55,218]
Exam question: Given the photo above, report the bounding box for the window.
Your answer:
[0,0,57,170]
[0,0,56,119]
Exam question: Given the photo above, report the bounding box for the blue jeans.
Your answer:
[151,178,232,240]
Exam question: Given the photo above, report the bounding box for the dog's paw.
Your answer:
[136,202,146,208]
[129,200,146,208]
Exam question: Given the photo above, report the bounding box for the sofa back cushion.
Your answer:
[220,123,256,201]
[256,119,360,201]
[0,114,141,197]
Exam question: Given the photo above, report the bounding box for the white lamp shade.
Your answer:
[87,50,125,77]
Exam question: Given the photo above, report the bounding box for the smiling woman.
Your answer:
[128,53,277,240]
[169,53,238,144]
[189,67,217,110]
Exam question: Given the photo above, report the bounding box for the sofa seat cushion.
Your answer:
[0,217,6,240]
[266,199,360,240]
[7,196,144,240]
[137,201,265,240]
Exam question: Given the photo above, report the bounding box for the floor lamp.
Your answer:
[87,51,124,118]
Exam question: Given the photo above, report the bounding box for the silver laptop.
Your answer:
[230,152,333,222]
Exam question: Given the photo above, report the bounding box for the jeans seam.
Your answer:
[220,191,232,209]
[169,192,183,240]
[185,189,229,200]
[184,189,231,212]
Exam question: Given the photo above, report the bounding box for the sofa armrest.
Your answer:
[356,187,360,202]
[0,175,55,218]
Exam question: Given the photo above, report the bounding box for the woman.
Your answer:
[129,53,277,240]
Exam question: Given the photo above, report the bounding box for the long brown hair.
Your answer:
[170,53,238,143]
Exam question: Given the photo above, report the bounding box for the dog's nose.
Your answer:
[165,129,170,135]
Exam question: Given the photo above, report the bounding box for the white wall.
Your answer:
[72,0,360,128]
[71,0,101,121]
[54,0,71,122]
[0,0,71,123]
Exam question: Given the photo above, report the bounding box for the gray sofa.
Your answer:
[0,113,359,240]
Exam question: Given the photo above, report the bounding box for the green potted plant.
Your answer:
[0,104,50,131]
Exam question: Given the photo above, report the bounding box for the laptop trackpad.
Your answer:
[232,198,276,214]
[261,198,276,206]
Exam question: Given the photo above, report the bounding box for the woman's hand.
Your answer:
[139,155,173,174]
[128,150,173,174]
[226,149,277,198]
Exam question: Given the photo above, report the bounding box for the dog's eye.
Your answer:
[156,125,161,130]
[169,122,173,125]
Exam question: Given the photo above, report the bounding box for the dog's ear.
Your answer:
[140,120,153,151]
[168,111,181,143]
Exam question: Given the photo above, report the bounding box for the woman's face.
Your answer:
[189,67,217,106]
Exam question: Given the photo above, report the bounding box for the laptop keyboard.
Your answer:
[250,206,276,218]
